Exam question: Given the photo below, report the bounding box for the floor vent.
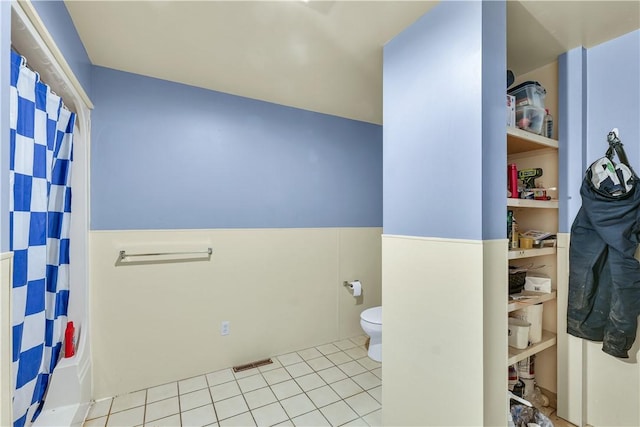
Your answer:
[232,358,273,372]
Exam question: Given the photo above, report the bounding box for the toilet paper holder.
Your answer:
[344,280,363,297]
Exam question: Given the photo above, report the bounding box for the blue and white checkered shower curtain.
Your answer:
[9,51,75,427]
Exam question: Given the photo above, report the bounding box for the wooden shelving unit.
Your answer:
[506,121,559,381]
[508,330,558,365]
[508,247,556,260]
[507,198,558,209]
[508,290,557,312]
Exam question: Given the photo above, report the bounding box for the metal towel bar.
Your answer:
[119,248,212,261]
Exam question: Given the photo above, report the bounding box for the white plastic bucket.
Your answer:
[512,304,543,343]
[508,318,531,349]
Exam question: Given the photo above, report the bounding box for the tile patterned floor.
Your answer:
[83,336,381,427]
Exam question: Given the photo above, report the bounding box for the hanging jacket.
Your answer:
[567,131,640,358]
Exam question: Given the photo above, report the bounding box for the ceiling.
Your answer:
[64,1,640,125]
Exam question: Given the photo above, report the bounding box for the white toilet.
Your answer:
[360,306,382,362]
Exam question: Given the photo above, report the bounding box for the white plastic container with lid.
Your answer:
[508,317,531,349]
[512,304,543,343]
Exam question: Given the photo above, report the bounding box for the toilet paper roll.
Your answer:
[349,281,362,297]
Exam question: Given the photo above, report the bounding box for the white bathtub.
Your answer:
[33,323,91,427]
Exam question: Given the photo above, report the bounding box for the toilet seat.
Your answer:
[360,306,382,325]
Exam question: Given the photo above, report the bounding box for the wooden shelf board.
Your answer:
[508,247,556,260]
[507,127,558,154]
[508,290,557,312]
[508,330,557,365]
[507,198,558,209]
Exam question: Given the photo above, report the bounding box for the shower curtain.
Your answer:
[9,51,75,427]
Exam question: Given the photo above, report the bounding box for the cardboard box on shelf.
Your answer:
[507,94,516,127]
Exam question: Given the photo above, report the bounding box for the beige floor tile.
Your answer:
[237,374,268,393]
[214,395,249,421]
[351,372,381,390]
[84,416,107,427]
[363,408,381,427]
[273,421,294,427]
[291,409,331,427]
[258,359,283,373]
[317,367,347,384]
[179,376,209,394]
[147,382,178,404]
[207,369,235,387]
[297,347,323,361]
[548,411,577,427]
[280,394,316,419]
[294,372,326,392]
[251,402,289,426]
[144,413,181,427]
[145,396,180,422]
[277,353,304,366]
[218,411,255,427]
[316,343,341,356]
[344,347,368,360]
[306,385,341,409]
[345,392,381,417]
[181,403,217,427]
[333,339,358,351]
[87,398,112,420]
[271,380,304,401]
[262,367,293,385]
[367,385,382,404]
[181,388,213,411]
[243,386,277,410]
[371,367,382,379]
[326,352,352,366]
[341,418,369,427]
[106,406,145,427]
[234,367,261,380]
[111,390,146,414]
[285,362,313,378]
[306,356,334,372]
[330,378,364,399]
[210,381,241,402]
[349,336,368,346]
[319,401,358,426]
[337,361,366,377]
[355,357,380,371]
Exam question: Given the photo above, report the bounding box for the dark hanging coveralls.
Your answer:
[567,131,640,358]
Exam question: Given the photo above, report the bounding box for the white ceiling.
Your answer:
[64,1,640,125]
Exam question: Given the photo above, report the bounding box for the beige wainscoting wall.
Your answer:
[382,234,507,426]
[90,227,381,399]
[1,252,13,427]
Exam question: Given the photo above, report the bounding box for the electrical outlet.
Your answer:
[221,321,230,336]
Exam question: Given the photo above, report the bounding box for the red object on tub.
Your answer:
[64,321,75,358]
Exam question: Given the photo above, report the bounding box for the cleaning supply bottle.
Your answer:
[543,109,553,139]
[65,321,75,358]
[508,164,519,198]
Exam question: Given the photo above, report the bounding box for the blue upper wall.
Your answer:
[91,66,382,230]
[586,30,639,168]
[558,30,640,232]
[31,0,92,97]
[383,0,505,240]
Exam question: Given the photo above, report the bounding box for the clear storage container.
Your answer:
[508,81,546,109]
[515,105,545,135]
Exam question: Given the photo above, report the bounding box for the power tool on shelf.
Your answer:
[518,168,543,189]
[518,168,551,200]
